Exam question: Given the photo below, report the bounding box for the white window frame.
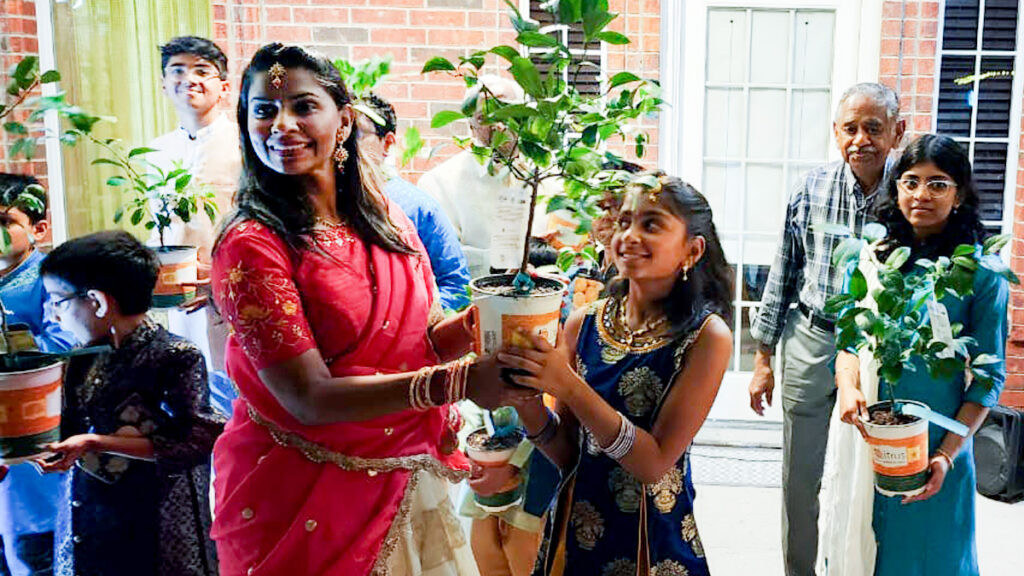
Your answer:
[660,0,883,422]
[932,0,1024,237]
[520,0,609,95]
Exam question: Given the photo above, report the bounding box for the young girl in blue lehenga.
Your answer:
[501,174,734,576]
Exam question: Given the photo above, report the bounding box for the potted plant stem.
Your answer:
[826,223,1019,495]
[422,0,662,356]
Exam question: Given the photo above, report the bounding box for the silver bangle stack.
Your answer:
[602,411,637,461]
[526,407,561,445]
[410,359,473,411]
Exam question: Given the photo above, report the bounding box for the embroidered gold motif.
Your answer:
[600,343,628,365]
[608,467,643,513]
[370,470,420,576]
[602,558,638,576]
[595,298,674,360]
[673,314,717,372]
[571,501,605,550]
[647,466,683,514]
[681,513,705,558]
[246,403,469,482]
[219,257,312,360]
[575,356,589,381]
[651,559,690,576]
[617,366,664,417]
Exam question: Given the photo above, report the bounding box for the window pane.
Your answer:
[744,237,779,268]
[740,307,760,371]
[707,10,748,84]
[936,55,975,138]
[943,0,980,50]
[973,141,1007,223]
[975,56,1015,138]
[745,164,784,233]
[750,11,789,85]
[741,264,771,303]
[982,0,1018,51]
[704,88,745,157]
[747,89,787,159]
[789,90,831,160]
[792,11,835,85]
[704,163,744,232]
[789,163,819,194]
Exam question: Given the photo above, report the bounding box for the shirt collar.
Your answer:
[177,112,228,142]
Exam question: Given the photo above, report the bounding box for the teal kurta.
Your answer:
[872,254,1008,576]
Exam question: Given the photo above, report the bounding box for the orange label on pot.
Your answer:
[154,261,194,296]
[868,432,929,476]
[502,311,560,349]
[0,378,61,438]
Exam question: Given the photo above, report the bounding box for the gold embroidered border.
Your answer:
[371,470,421,576]
[246,403,470,483]
[595,298,674,355]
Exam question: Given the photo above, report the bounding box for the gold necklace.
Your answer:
[615,295,668,346]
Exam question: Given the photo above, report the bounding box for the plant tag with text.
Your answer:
[927,300,955,359]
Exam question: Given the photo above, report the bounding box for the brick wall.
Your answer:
[878,0,939,140]
[0,0,46,180]
[210,0,662,180]
[1008,103,1024,409]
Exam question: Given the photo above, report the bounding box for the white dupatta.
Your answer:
[817,244,881,576]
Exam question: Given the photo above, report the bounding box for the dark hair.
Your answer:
[361,92,397,138]
[41,230,159,315]
[0,173,46,223]
[160,36,228,80]
[608,173,734,335]
[528,236,558,268]
[221,43,415,255]
[872,134,987,265]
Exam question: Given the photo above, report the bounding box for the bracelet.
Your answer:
[933,448,955,471]
[443,358,471,405]
[409,366,439,411]
[601,412,637,461]
[526,407,560,445]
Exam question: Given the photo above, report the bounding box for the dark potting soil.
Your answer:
[869,406,919,426]
[467,428,525,451]
[475,274,564,296]
[0,352,59,373]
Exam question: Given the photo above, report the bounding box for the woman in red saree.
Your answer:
[210,44,527,576]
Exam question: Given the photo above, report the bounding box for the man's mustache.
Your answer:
[847,145,877,155]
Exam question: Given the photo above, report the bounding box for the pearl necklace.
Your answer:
[615,295,668,346]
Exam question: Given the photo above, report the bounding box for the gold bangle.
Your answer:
[933,448,955,470]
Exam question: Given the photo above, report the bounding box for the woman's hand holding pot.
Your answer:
[838,383,869,438]
[466,354,540,410]
[497,330,576,399]
[901,456,950,505]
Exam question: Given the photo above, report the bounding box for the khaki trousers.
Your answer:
[779,309,837,576]
[469,517,542,576]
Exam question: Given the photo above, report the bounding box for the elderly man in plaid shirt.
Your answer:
[749,83,905,576]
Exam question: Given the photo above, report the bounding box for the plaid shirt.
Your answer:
[751,159,893,347]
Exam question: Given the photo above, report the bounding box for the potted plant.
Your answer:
[422,0,662,355]
[464,406,527,512]
[95,143,217,308]
[826,223,1018,496]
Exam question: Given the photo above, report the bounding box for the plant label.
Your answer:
[926,300,955,359]
[490,185,532,270]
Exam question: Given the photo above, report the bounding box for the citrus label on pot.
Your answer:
[502,311,559,348]
[154,260,197,295]
[868,433,928,476]
[0,378,61,438]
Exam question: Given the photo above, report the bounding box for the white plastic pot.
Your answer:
[153,245,198,308]
[862,400,931,497]
[465,427,524,513]
[470,273,567,355]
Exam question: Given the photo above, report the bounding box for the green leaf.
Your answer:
[0,228,10,255]
[106,176,128,187]
[885,246,910,269]
[490,45,521,63]
[862,222,887,242]
[983,234,1010,255]
[849,268,867,300]
[978,256,1021,285]
[174,173,193,192]
[556,248,576,272]
[953,244,976,257]
[13,56,38,88]
[581,0,614,41]
[972,353,1001,367]
[422,57,456,74]
[596,30,630,45]
[130,210,144,226]
[39,70,61,84]
[546,195,572,213]
[431,110,465,129]
[609,71,641,88]
[490,104,540,121]
[558,0,583,23]
[952,256,978,271]
[824,294,855,315]
[517,31,560,48]
[90,157,121,168]
[3,121,27,135]
[113,206,124,223]
[128,146,158,158]
[812,222,852,236]
[509,57,545,98]
[204,201,218,224]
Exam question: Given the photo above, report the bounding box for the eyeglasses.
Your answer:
[896,177,958,198]
[46,291,88,312]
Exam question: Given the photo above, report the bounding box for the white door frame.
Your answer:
[659,0,884,422]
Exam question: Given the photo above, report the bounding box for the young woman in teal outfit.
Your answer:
[835,134,1009,576]
[500,174,733,576]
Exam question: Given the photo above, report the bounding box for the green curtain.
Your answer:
[53,0,212,238]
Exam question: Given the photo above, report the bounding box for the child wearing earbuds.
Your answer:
[36,230,222,576]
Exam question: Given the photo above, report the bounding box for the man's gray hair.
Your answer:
[465,74,525,104]
[834,82,901,121]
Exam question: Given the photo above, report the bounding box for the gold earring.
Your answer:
[334,130,349,173]
[681,264,689,282]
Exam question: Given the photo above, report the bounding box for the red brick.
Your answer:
[411,82,468,101]
[351,8,406,25]
[880,38,900,57]
[919,40,936,56]
[881,19,902,38]
[409,10,466,27]
[265,25,312,43]
[903,2,918,18]
[920,20,938,39]
[917,76,934,95]
[429,29,486,47]
[213,4,227,20]
[880,57,899,75]
[468,11,499,28]
[372,27,427,45]
[918,57,935,75]
[922,2,941,19]
[999,389,1024,410]
[293,7,349,23]
[882,2,901,18]
[913,115,931,132]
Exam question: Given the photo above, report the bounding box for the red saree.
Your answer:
[210,206,469,576]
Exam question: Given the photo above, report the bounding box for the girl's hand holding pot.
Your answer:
[497,330,576,399]
[466,353,540,410]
